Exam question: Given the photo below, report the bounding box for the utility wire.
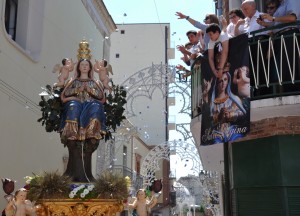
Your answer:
[153,0,165,38]
[0,79,40,115]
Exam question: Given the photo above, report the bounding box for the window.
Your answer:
[5,0,18,40]
[121,30,125,34]
[136,161,140,174]
[3,0,45,61]
[116,53,120,58]
[135,154,141,174]
[123,146,127,167]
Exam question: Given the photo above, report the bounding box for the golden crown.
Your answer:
[77,39,92,60]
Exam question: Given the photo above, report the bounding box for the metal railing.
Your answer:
[191,22,300,119]
[191,57,202,118]
[112,165,143,190]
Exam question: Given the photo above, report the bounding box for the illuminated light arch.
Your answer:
[120,63,193,141]
[140,140,201,185]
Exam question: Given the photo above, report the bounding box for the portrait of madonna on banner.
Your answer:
[201,33,250,145]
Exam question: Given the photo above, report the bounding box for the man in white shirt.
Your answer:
[177,30,202,67]
[235,0,268,39]
[235,0,270,96]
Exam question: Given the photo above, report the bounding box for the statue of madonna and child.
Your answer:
[39,39,126,182]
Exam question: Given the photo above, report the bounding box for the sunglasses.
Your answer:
[203,17,210,22]
[267,6,276,10]
[229,15,237,19]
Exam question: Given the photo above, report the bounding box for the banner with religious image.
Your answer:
[201,33,250,145]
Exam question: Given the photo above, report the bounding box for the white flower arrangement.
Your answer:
[24,176,34,184]
[24,174,42,186]
[69,184,95,199]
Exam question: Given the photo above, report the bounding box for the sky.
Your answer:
[103,0,215,67]
[103,0,215,179]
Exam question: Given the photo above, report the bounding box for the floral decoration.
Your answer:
[24,171,130,202]
[69,183,96,200]
[25,171,71,201]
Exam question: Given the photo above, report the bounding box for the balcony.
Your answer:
[111,165,143,190]
[191,22,300,119]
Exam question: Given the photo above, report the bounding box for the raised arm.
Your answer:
[148,196,158,209]
[128,199,138,210]
[175,11,197,26]
[218,40,229,71]
[234,19,245,36]
[5,199,14,215]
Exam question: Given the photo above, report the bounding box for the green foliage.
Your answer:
[25,171,129,201]
[199,205,205,212]
[94,171,129,201]
[37,85,63,132]
[26,171,71,200]
[37,83,127,140]
[104,84,127,132]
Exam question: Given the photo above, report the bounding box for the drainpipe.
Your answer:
[165,25,169,142]
[215,0,223,16]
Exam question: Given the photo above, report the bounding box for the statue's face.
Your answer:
[65,59,71,65]
[79,43,88,49]
[137,190,146,200]
[79,60,90,74]
[16,191,27,202]
[100,60,105,66]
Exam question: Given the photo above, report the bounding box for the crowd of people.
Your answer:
[174,0,300,144]
[175,0,300,94]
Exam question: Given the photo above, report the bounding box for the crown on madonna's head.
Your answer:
[77,39,92,61]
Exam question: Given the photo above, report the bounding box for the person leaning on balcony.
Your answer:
[235,0,270,96]
[258,0,300,91]
[206,23,230,79]
[180,42,193,67]
[175,12,219,50]
[226,9,245,38]
[265,0,280,16]
[176,32,204,79]
[177,30,202,68]
[254,0,280,85]
[235,0,269,39]
[256,0,280,36]
[176,64,192,79]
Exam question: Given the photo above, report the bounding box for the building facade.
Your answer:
[190,0,300,215]
[108,23,175,215]
[0,0,115,210]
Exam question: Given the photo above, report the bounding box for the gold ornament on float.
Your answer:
[77,39,92,60]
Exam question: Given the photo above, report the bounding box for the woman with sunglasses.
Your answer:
[226,9,245,38]
[175,12,219,50]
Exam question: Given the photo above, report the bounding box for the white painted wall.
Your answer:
[0,0,112,209]
[109,23,171,145]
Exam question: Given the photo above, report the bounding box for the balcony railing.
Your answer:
[191,22,300,119]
